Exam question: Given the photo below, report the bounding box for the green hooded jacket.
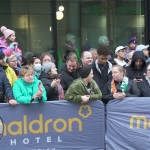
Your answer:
[65,78,102,102]
[13,76,47,104]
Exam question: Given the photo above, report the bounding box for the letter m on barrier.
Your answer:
[130,116,147,129]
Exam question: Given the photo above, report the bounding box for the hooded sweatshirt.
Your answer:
[125,51,147,80]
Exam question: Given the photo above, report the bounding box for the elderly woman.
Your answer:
[139,64,150,96]
[39,62,64,101]
[13,65,47,104]
[6,54,20,77]
[102,65,140,104]
[65,65,102,103]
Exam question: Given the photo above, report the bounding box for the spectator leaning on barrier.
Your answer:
[92,46,112,91]
[65,65,102,103]
[139,64,150,96]
[13,65,47,104]
[60,52,80,93]
[125,51,147,85]
[0,66,17,105]
[102,65,140,104]
[39,62,64,101]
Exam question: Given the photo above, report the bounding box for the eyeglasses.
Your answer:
[43,59,51,62]
[10,60,17,63]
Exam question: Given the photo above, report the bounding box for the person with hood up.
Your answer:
[125,51,147,85]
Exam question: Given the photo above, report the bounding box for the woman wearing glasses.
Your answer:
[6,54,20,77]
[139,64,150,96]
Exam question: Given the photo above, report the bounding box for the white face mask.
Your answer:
[33,64,41,72]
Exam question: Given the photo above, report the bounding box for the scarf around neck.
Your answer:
[111,76,128,94]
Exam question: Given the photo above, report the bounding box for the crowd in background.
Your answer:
[0,26,149,106]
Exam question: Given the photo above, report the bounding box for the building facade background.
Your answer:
[0,0,147,65]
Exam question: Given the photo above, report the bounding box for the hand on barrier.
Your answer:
[9,99,17,106]
[81,95,90,104]
[113,92,126,100]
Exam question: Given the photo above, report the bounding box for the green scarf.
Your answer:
[120,76,128,92]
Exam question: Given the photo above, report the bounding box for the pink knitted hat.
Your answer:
[0,26,15,39]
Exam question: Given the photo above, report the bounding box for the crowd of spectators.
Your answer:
[0,26,150,106]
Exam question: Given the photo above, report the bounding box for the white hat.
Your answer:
[115,46,126,53]
[136,44,149,51]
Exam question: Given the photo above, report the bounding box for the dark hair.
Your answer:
[97,46,110,56]
[30,56,40,64]
[21,56,27,66]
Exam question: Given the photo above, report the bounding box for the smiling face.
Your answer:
[49,65,58,76]
[66,60,77,72]
[82,51,93,66]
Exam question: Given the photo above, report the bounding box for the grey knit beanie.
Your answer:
[41,62,55,73]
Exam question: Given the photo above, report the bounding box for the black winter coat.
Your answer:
[60,64,80,92]
[125,51,147,80]
[102,78,140,104]
[92,59,112,91]
[39,72,59,101]
[0,68,14,103]
[139,79,150,97]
